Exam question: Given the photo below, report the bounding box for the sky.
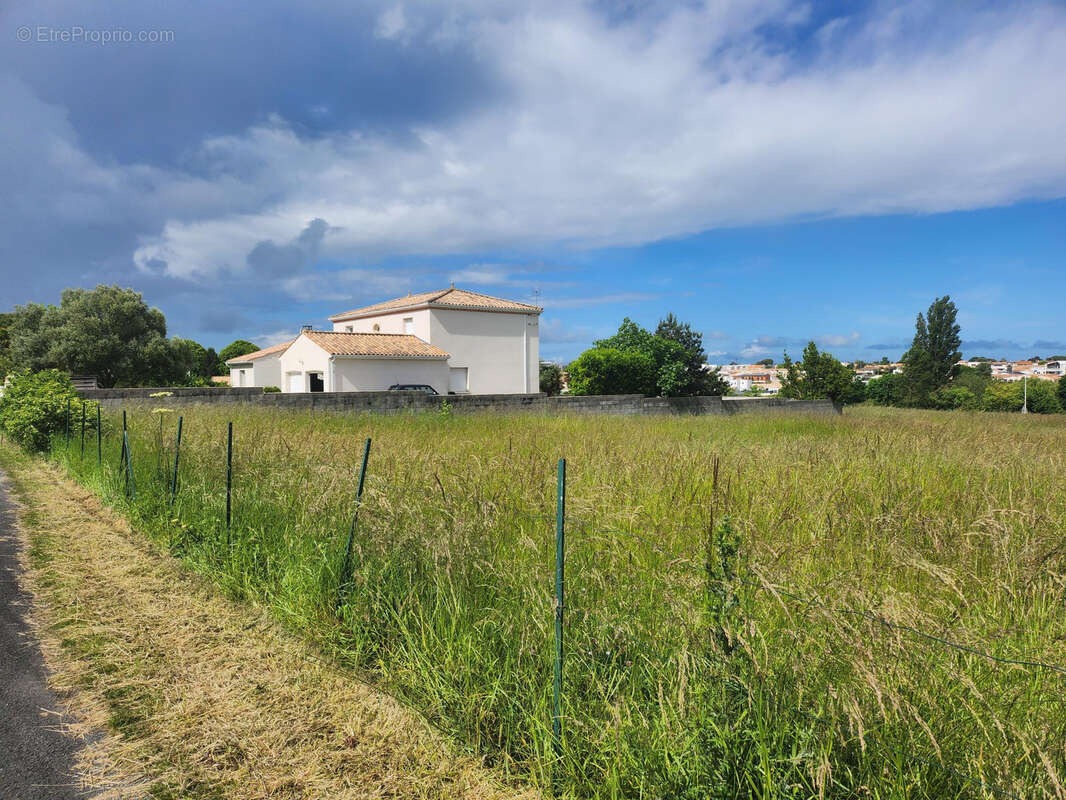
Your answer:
[1,0,1064,364]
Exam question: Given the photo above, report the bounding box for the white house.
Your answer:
[226,340,290,388]
[227,287,542,394]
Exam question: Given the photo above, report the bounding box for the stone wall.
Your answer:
[79,387,841,417]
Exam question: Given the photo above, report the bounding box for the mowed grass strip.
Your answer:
[0,445,539,800]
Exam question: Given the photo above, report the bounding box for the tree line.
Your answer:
[542,296,1066,413]
[867,296,1066,413]
[0,286,262,388]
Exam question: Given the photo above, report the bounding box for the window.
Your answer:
[449,367,468,393]
[372,323,380,332]
[403,317,414,335]
[345,325,353,332]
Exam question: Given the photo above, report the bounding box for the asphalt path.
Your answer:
[0,469,89,799]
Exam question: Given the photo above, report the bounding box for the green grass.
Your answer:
[46,404,1066,798]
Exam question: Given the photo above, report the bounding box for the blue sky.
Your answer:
[2,0,1064,363]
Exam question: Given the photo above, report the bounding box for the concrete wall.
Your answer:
[333,357,449,394]
[79,387,841,417]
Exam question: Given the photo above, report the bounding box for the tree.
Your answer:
[579,316,724,397]
[539,362,564,396]
[779,342,856,404]
[866,372,904,405]
[654,313,715,395]
[954,364,991,398]
[0,312,14,377]
[567,347,656,396]
[901,296,961,406]
[10,286,171,388]
[217,340,260,373]
[756,357,775,367]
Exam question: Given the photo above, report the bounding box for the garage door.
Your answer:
[287,373,303,392]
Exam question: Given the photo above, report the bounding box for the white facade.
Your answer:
[331,294,540,394]
[228,351,283,389]
[277,334,449,393]
[228,288,541,395]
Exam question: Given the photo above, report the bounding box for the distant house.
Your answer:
[227,287,542,394]
[225,340,292,389]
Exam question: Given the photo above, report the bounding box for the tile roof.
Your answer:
[329,287,542,321]
[225,339,294,364]
[302,331,450,359]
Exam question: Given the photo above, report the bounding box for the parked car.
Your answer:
[388,384,439,395]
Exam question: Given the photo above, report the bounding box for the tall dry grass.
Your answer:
[53,404,1066,798]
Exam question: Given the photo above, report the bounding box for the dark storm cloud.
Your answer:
[246,218,330,278]
[0,1,501,168]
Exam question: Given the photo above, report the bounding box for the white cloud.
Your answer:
[9,2,1066,288]
[547,292,661,309]
[816,332,861,348]
[376,5,409,40]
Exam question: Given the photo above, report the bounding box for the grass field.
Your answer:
[48,404,1066,799]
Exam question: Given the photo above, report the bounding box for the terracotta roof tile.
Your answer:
[302,331,449,359]
[329,287,542,321]
[225,339,294,364]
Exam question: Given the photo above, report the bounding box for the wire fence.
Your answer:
[46,403,1064,798]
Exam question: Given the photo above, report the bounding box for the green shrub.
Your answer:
[929,386,977,410]
[981,379,1062,414]
[263,386,281,393]
[0,369,100,451]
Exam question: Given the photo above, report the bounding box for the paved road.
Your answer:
[0,470,89,799]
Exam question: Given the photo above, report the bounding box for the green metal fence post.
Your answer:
[96,405,102,469]
[553,457,567,769]
[80,402,86,460]
[120,410,128,491]
[169,416,183,506]
[118,410,127,471]
[337,437,372,608]
[123,430,136,501]
[225,421,233,530]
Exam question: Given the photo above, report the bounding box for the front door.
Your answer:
[309,373,324,392]
[287,372,303,392]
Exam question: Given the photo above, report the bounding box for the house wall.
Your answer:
[278,335,332,392]
[229,365,251,387]
[429,309,539,394]
[228,353,283,389]
[333,358,449,393]
[333,308,432,341]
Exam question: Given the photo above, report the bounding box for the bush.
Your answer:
[866,373,904,405]
[567,347,657,396]
[929,386,977,410]
[981,379,1062,414]
[539,363,563,396]
[263,386,281,393]
[0,370,100,451]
